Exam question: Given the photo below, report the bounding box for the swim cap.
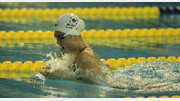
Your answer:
[54,13,85,36]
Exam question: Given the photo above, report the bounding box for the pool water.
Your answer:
[0,58,179,98]
[0,2,180,98]
[0,38,179,98]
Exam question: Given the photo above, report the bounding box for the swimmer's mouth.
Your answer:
[60,45,65,51]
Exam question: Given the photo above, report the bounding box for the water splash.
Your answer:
[45,52,77,80]
[106,61,180,91]
[45,52,109,84]
[44,53,180,91]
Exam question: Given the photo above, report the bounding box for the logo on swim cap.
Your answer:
[54,13,85,36]
[72,18,76,23]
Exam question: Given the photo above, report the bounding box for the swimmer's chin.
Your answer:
[60,45,69,54]
[59,45,65,50]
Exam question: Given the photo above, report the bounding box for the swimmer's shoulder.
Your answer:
[77,46,101,69]
[78,47,97,63]
[80,46,99,58]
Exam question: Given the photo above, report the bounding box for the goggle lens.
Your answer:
[55,35,65,40]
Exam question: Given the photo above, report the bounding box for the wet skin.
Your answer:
[54,31,87,55]
[41,31,107,83]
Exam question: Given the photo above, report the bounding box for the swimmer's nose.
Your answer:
[57,40,60,44]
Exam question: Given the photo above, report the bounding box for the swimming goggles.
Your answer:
[54,34,66,40]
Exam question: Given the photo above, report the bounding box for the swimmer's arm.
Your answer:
[78,51,99,68]
[77,51,103,76]
[77,53,107,84]
[42,69,65,79]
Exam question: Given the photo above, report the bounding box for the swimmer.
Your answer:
[41,13,107,84]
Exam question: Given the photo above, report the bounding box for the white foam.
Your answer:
[45,53,180,91]
[44,52,110,84]
[106,61,180,91]
[46,53,77,80]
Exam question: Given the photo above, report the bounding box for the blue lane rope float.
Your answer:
[159,6,180,15]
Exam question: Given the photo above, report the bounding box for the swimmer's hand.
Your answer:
[42,63,51,70]
[40,64,65,79]
[40,64,51,77]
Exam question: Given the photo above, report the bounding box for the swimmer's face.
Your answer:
[54,31,66,45]
[54,31,82,53]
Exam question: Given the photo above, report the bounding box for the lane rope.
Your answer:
[0,56,179,71]
[0,7,160,20]
[0,28,179,40]
[0,56,179,98]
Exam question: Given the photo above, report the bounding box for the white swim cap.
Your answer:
[54,13,85,36]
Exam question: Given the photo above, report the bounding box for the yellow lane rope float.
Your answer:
[0,56,179,72]
[0,57,179,98]
[0,14,160,24]
[0,37,179,50]
[0,28,179,40]
[0,64,180,99]
[0,7,160,20]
